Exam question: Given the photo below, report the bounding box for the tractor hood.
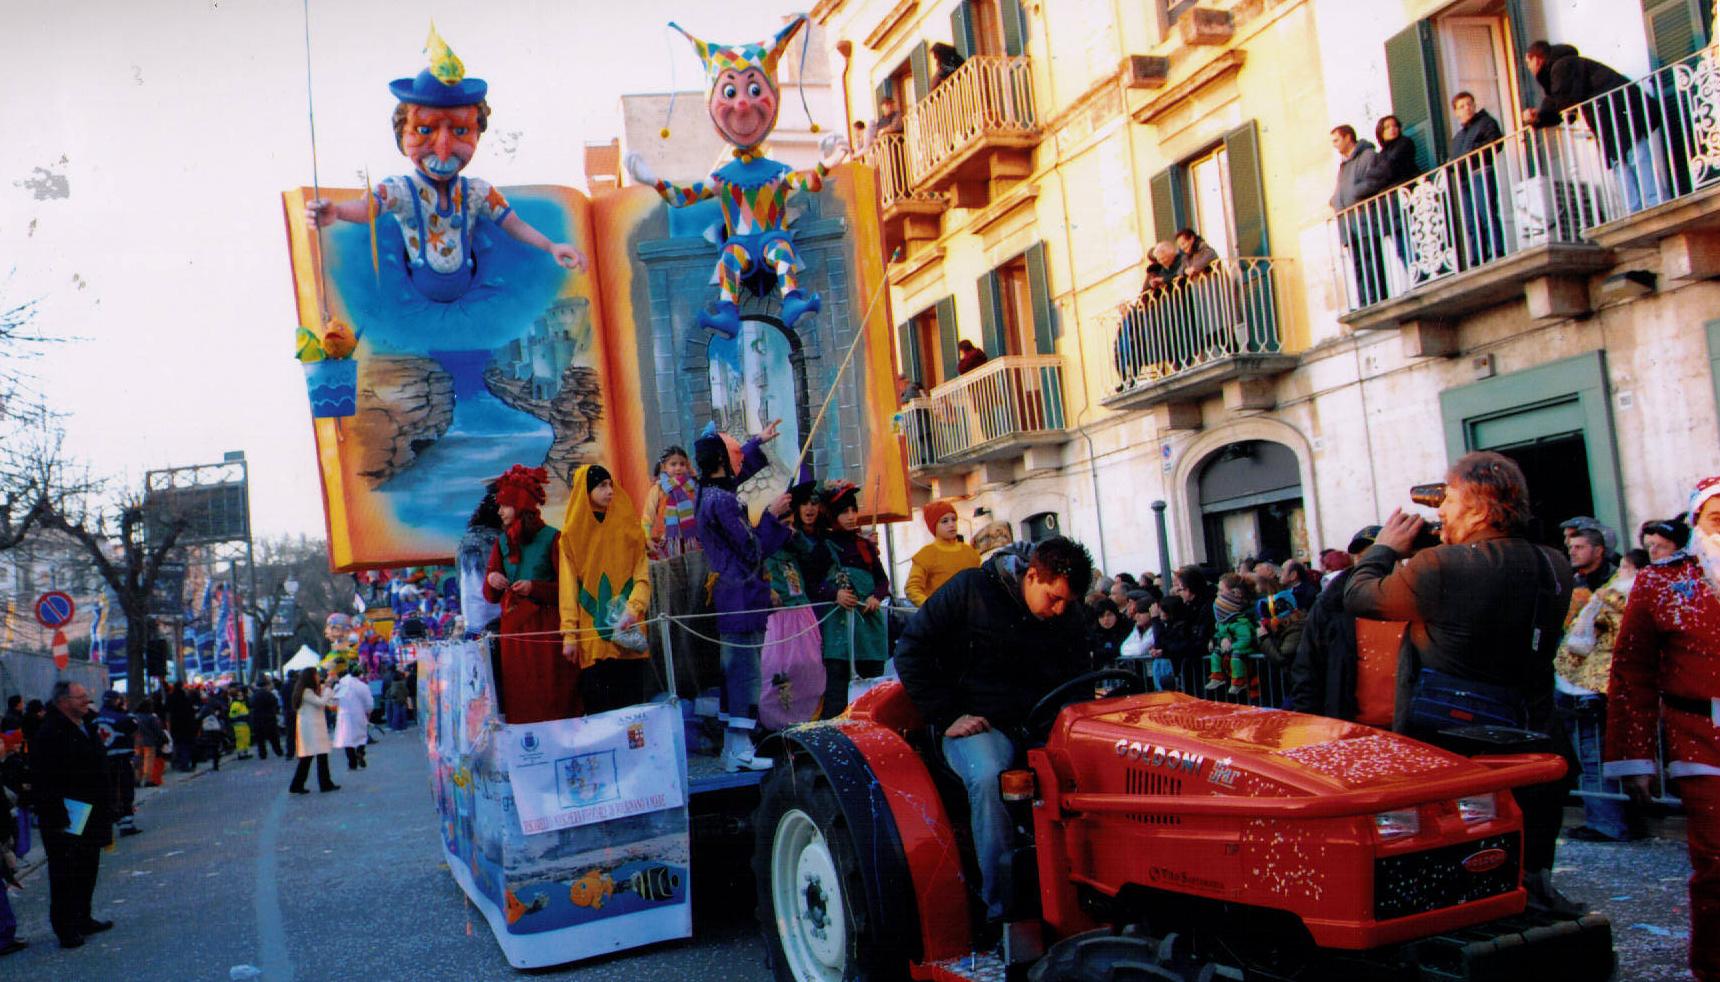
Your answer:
[1053,692,1475,799]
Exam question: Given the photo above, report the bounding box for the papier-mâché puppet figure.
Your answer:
[306,25,585,303]
[625,14,848,338]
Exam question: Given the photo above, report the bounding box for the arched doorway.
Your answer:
[1195,440,1307,568]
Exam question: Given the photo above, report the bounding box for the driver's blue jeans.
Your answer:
[943,728,1017,920]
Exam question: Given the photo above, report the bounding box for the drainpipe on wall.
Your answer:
[1152,500,1171,584]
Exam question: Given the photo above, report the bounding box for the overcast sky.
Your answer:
[2,0,815,540]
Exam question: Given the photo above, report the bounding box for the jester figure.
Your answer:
[307,26,585,303]
[626,15,849,338]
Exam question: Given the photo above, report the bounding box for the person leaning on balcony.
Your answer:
[1449,92,1506,267]
[1174,228,1219,277]
[1521,40,1665,213]
[1368,116,1422,267]
[1328,124,1389,304]
[874,96,903,136]
[957,339,988,375]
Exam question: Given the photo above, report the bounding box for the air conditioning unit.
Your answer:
[1122,54,1171,89]
[1179,7,1236,46]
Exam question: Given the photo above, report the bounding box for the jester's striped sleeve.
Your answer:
[783,161,830,193]
[651,178,717,206]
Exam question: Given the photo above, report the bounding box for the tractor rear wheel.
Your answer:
[753,757,906,981]
[1028,929,1222,982]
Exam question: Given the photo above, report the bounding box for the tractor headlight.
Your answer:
[1374,808,1420,840]
[1457,794,1498,822]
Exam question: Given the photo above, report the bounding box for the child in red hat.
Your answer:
[904,500,980,607]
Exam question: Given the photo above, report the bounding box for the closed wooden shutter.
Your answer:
[1505,0,1535,116]
[1023,242,1055,354]
[1224,120,1269,257]
[1384,20,1446,171]
[1001,0,1027,56]
[1148,167,1184,245]
[935,296,959,384]
[1643,0,1712,67]
[951,1,976,60]
[976,271,1008,359]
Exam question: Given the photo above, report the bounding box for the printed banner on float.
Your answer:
[503,703,684,834]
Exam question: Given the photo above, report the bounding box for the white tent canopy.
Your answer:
[281,645,321,672]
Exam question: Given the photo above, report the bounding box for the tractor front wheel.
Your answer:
[1028,929,1222,982]
[754,757,905,981]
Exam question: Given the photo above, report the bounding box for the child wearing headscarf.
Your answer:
[758,472,827,729]
[1205,573,1258,696]
[641,445,701,560]
[483,465,576,724]
[806,481,891,718]
[559,464,653,715]
[904,500,980,606]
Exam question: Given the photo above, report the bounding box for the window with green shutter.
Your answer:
[951,2,976,60]
[1384,21,1447,171]
[1000,0,1027,56]
[1224,121,1269,257]
[1643,0,1713,67]
[935,296,959,384]
[1149,167,1185,246]
[976,270,1008,359]
[1023,242,1056,354]
[910,41,932,102]
[897,321,922,387]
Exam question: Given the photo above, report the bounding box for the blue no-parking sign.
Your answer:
[34,591,75,629]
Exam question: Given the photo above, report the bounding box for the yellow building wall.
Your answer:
[817,0,1333,423]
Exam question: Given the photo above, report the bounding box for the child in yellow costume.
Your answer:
[559,464,653,715]
[229,692,253,759]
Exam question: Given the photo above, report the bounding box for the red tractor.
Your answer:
[752,672,1615,981]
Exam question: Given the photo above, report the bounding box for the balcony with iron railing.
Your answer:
[902,54,1040,208]
[900,354,1067,477]
[1329,45,1720,330]
[1101,257,1298,415]
[859,132,946,257]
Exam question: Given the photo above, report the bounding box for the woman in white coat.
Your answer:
[288,668,339,794]
[329,663,374,771]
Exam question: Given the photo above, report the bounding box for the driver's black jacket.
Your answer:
[895,544,1089,733]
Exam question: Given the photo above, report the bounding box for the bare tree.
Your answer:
[3,421,188,695]
[242,534,354,669]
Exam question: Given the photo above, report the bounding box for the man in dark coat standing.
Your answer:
[1345,451,1577,914]
[165,683,196,772]
[1522,40,1664,212]
[1329,124,1388,305]
[249,678,284,760]
[896,537,1093,924]
[29,682,116,948]
[1448,91,1506,266]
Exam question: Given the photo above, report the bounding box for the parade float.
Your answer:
[282,18,906,969]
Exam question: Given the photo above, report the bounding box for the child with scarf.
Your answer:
[641,446,701,560]
[758,473,827,729]
[483,465,576,724]
[905,500,981,606]
[1205,573,1258,696]
[692,420,793,771]
[807,481,891,719]
[559,464,654,715]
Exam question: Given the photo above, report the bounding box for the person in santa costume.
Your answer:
[1606,474,1720,981]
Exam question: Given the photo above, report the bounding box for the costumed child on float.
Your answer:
[641,445,701,560]
[482,465,576,725]
[806,480,891,719]
[758,467,827,729]
[306,25,586,303]
[625,14,849,338]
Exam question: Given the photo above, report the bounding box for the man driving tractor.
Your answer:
[894,536,1094,927]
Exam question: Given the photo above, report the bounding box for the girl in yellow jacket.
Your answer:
[560,464,653,715]
[904,500,980,606]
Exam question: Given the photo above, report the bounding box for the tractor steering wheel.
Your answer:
[1020,669,1147,744]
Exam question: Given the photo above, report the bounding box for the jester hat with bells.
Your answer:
[670,15,808,152]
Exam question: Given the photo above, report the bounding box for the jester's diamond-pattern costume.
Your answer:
[651,17,831,338]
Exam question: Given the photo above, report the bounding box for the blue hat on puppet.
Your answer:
[670,15,805,93]
[389,23,487,107]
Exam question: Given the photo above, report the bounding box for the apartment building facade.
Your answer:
[812,0,1720,580]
